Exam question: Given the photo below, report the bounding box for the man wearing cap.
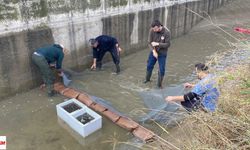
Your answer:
[32,44,67,97]
[165,63,220,112]
[89,35,122,74]
[144,20,171,88]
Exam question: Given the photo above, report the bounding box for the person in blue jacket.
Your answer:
[89,35,122,74]
[32,44,68,97]
[165,63,220,112]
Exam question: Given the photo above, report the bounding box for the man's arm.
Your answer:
[147,29,154,50]
[165,95,185,103]
[159,30,171,49]
[56,52,64,72]
[184,83,195,88]
[91,48,98,70]
[166,92,200,104]
[91,58,97,70]
[147,29,158,58]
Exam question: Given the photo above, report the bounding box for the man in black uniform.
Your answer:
[32,44,67,97]
[89,35,122,74]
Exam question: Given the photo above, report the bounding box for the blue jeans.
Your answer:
[146,51,167,76]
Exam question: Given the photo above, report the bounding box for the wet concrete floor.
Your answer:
[1,0,250,149]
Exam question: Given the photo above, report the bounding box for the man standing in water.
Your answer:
[144,20,171,88]
[165,63,220,112]
[32,44,68,97]
[89,35,122,74]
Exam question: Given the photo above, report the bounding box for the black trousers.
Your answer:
[96,48,120,65]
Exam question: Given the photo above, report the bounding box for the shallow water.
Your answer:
[1,0,250,149]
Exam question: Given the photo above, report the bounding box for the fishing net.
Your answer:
[138,85,188,126]
[90,84,188,127]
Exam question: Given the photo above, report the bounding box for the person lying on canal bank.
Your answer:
[89,35,122,74]
[32,44,68,97]
[144,20,171,88]
[165,63,220,112]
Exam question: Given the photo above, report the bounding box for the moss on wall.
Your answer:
[70,0,88,12]
[0,0,102,21]
[2,0,19,4]
[29,0,48,18]
[48,0,71,14]
[108,0,128,7]
[133,0,142,4]
[47,0,101,14]
[0,2,18,20]
[39,0,48,17]
[89,0,101,9]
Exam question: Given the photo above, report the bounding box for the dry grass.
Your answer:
[159,41,250,149]
[175,5,250,149]
[177,63,250,150]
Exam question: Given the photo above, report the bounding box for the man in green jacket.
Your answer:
[32,44,67,97]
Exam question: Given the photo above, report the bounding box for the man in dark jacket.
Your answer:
[144,20,171,88]
[89,35,122,74]
[32,44,67,97]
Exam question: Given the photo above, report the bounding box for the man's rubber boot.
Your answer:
[47,84,55,97]
[96,61,102,70]
[48,90,56,97]
[115,64,120,74]
[157,73,164,89]
[143,71,152,83]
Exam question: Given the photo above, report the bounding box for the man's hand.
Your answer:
[118,47,122,52]
[49,63,56,68]
[165,96,175,102]
[116,43,122,52]
[58,71,63,77]
[151,42,159,47]
[184,83,194,89]
[91,63,96,70]
[40,84,46,90]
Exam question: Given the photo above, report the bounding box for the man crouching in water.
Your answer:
[89,35,122,74]
[32,44,68,97]
[165,63,220,112]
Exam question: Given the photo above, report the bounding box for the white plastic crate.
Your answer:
[56,98,102,137]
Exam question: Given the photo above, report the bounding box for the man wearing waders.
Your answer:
[89,35,122,74]
[144,20,171,88]
[32,44,67,97]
